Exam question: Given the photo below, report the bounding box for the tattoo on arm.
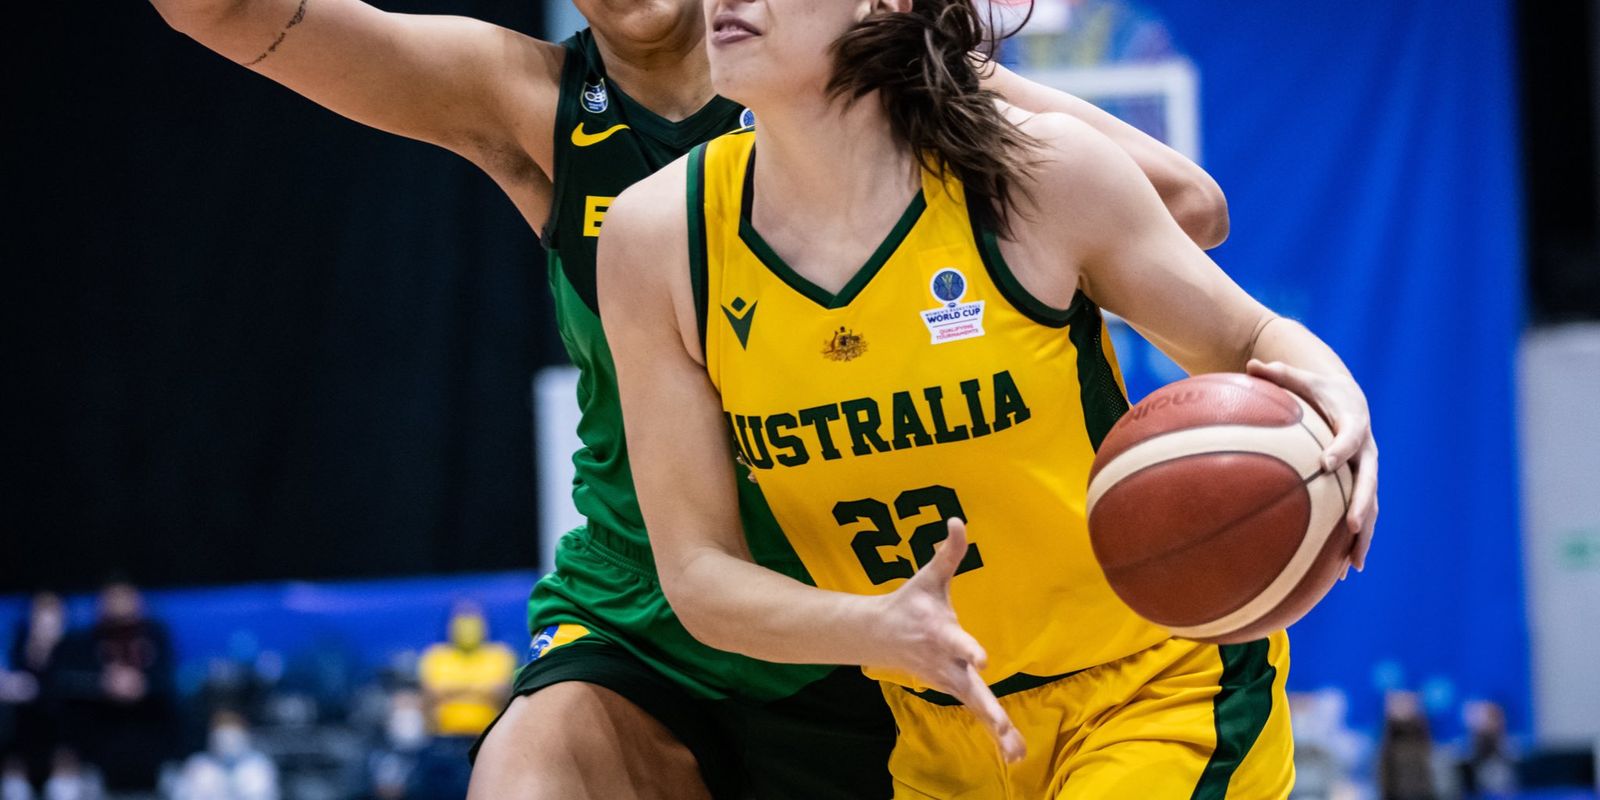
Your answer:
[243,0,309,67]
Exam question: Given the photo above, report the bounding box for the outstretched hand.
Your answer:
[871,518,1026,763]
[1247,359,1379,574]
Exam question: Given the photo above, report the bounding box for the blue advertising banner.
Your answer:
[1008,0,1526,735]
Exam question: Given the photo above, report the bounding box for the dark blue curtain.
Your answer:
[3,0,558,589]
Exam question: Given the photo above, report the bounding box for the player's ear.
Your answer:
[862,0,912,19]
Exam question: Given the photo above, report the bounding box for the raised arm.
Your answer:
[151,0,560,211]
[598,164,1024,761]
[1010,112,1377,569]
[982,63,1229,248]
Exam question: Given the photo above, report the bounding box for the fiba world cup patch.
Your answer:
[921,268,985,344]
[739,107,756,128]
[581,80,609,113]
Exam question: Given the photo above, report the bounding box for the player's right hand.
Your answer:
[870,518,1026,764]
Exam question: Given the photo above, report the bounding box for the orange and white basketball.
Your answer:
[1086,373,1353,644]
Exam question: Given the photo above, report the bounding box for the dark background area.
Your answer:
[3,0,559,591]
[1520,0,1600,321]
[4,0,1598,592]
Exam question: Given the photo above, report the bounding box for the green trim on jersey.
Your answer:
[961,189,1125,450]
[1190,640,1277,800]
[688,143,711,354]
[533,31,829,702]
[966,193,1084,329]
[1066,295,1129,451]
[736,144,928,310]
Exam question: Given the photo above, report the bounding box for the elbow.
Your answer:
[658,562,734,653]
[1173,177,1230,250]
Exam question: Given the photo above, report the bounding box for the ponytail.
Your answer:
[826,0,1034,234]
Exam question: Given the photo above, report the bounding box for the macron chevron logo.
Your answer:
[722,297,757,349]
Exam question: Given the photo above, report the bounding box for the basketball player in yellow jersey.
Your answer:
[599,0,1379,796]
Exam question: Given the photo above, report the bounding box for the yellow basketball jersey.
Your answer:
[689,130,1167,690]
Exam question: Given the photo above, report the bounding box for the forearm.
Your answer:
[1248,316,1352,379]
[666,546,884,667]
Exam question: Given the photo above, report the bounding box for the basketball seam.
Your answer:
[1295,414,1350,508]
[1086,422,1319,514]
[1093,453,1320,574]
[1165,394,1349,639]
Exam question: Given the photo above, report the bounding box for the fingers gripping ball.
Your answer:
[1086,373,1352,644]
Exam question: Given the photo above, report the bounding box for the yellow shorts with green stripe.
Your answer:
[883,633,1292,799]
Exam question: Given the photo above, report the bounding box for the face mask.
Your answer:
[449,616,486,649]
[33,610,65,641]
[210,725,250,760]
[388,708,428,749]
[44,775,86,800]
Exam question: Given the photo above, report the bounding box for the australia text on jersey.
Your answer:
[726,370,1032,469]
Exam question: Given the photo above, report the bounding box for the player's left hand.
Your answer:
[1247,359,1379,574]
[867,519,1027,763]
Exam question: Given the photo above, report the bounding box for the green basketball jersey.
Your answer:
[533,30,827,699]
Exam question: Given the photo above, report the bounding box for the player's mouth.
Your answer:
[711,13,760,45]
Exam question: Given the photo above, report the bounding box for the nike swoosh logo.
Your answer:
[571,122,629,147]
[722,301,758,349]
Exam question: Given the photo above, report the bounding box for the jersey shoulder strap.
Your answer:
[543,29,616,253]
[686,130,757,355]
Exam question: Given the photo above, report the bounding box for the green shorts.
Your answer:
[478,638,894,799]
[473,525,896,799]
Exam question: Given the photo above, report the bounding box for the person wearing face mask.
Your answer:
[173,710,280,800]
[417,603,515,739]
[359,690,429,800]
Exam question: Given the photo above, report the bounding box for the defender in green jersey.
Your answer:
[151,0,1232,793]
[532,32,836,700]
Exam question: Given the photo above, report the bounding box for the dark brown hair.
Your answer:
[826,0,1035,234]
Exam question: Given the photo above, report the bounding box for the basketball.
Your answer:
[1085,373,1353,644]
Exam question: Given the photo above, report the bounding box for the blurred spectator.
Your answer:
[1459,700,1517,798]
[1,594,68,786]
[193,632,284,739]
[56,581,178,792]
[357,691,428,800]
[3,756,31,800]
[39,750,102,800]
[1378,690,1439,800]
[416,603,512,738]
[1289,688,1371,800]
[170,710,279,800]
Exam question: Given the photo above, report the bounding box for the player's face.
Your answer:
[705,0,881,106]
[578,0,703,52]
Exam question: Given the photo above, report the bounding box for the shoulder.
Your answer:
[604,154,694,259]
[1003,106,1167,244]
[419,643,454,667]
[597,152,703,357]
[1010,108,1146,190]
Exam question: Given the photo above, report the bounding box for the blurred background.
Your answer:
[3,0,1597,798]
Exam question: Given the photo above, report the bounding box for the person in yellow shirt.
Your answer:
[418,603,516,737]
